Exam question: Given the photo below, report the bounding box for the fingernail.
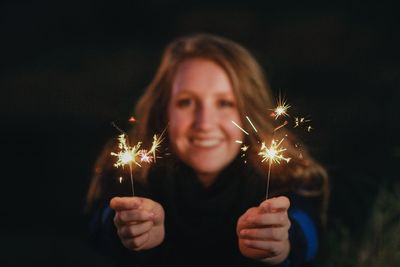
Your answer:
[261,204,269,210]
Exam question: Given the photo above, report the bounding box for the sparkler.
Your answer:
[110,121,165,196]
[232,95,311,199]
[270,95,290,120]
[259,132,291,199]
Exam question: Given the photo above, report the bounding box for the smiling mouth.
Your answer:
[191,138,222,148]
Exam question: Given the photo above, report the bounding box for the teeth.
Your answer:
[192,139,221,147]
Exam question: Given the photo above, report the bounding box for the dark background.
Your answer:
[1,0,399,266]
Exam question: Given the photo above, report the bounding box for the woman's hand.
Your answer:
[237,196,291,265]
[110,197,165,251]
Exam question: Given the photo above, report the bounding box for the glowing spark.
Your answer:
[128,116,137,123]
[294,117,312,128]
[271,96,290,120]
[235,140,243,144]
[111,134,142,196]
[307,126,313,132]
[231,120,249,135]
[259,139,291,165]
[119,177,123,183]
[148,133,164,162]
[259,137,291,200]
[241,145,249,152]
[111,134,142,168]
[246,116,258,133]
[138,149,153,163]
[110,129,165,196]
[274,121,288,132]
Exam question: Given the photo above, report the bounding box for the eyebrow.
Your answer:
[214,92,234,98]
[173,90,234,98]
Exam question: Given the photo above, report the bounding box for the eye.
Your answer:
[176,98,192,108]
[218,99,235,108]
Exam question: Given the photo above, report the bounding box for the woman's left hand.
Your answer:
[237,196,291,265]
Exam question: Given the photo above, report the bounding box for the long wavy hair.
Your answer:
[87,33,329,223]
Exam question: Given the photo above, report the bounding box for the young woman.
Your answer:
[86,33,329,267]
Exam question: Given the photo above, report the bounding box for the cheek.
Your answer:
[168,111,190,140]
[233,125,245,140]
[220,110,244,139]
[223,120,245,141]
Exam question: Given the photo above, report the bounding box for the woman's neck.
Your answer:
[196,172,218,188]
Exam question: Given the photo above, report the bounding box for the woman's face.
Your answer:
[168,58,244,183]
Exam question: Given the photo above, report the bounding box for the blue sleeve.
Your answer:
[284,194,322,266]
[88,202,123,256]
[89,202,151,265]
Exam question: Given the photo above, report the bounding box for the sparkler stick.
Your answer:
[128,161,135,196]
[266,155,272,200]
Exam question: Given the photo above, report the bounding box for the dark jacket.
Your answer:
[89,157,322,267]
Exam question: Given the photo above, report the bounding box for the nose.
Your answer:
[194,103,215,131]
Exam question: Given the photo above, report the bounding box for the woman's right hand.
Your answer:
[110,196,165,251]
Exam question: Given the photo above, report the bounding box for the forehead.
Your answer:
[171,58,233,96]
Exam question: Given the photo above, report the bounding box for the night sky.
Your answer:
[1,1,399,266]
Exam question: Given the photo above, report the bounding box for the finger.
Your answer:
[242,239,285,256]
[245,211,289,227]
[260,196,290,212]
[114,210,154,226]
[123,232,150,251]
[110,197,142,211]
[240,227,289,241]
[118,221,154,239]
[146,202,164,225]
[120,209,155,223]
[238,207,259,224]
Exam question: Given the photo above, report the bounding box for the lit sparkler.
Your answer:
[110,122,165,196]
[259,136,291,199]
[111,133,141,196]
[259,138,291,165]
[232,94,314,199]
[231,117,291,199]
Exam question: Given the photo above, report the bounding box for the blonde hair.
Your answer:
[87,33,329,222]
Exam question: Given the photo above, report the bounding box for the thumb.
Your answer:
[110,197,142,211]
[259,199,273,213]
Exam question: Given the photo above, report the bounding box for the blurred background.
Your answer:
[1,0,399,266]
